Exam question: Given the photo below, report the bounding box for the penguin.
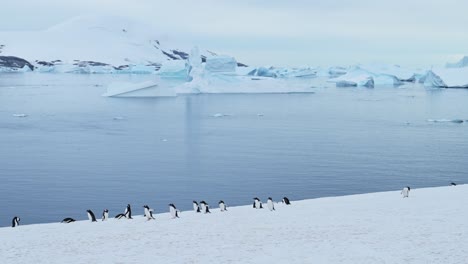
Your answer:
[253,197,263,209]
[450,182,457,186]
[199,201,207,213]
[102,209,109,221]
[143,205,155,220]
[267,197,275,211]
[282,197,291,205]
[11,216,20,227]
[193,201,201,213]
[200,201,211,213]
[115,213,126,219]
[61,218,76,223]
[401,186,410,198]
[169,204,180,218]
[124,204,133,219]
[219,200,227,212]
[87,210,97,222]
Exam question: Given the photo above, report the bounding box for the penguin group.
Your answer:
[252,197,291,211]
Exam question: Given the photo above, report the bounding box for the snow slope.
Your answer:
[1,185,466,263]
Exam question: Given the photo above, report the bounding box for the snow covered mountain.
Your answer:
[0,16,246,73]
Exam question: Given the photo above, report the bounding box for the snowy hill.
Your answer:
[0,16,246,73]
[1,185,466,263]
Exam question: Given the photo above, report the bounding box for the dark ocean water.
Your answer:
[1,73,467,225]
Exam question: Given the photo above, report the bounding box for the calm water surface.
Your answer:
[1,73,467,225]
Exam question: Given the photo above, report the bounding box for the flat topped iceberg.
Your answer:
[158,60,189,80]
[204,55,237,73]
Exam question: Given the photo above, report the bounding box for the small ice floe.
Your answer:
[427,119,464,123]
[212,113,232,118]
[12,114,28,118]
[161,139,168,142]
[257,113,264,117]
[113,116,125,121]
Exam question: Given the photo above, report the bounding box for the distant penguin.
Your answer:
[102,209,109,221]
[253,197,263,209]
[450,182,457,186]
[61,218,76,223]
[87,210,97,222]
[115,213,126,219]
[267,197,275,211]
[401,186,410,198]
[169,204,180,218]
[282,197,291,205]
[193,201,201,213]
[143,205,155,220]
[200,201,211,213]
[124,204,133,219]
[219,200,227,212]
[11,216,20,227]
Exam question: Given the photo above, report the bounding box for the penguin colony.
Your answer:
[5,182,459,227]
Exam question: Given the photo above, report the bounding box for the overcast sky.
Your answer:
[1,0,467,67]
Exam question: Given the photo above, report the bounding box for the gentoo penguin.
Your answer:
[169,204,180,218]
[102,209,109,221]
[267,197,275,211]
[219,200,227,212]
[200,201,211,213]
[124,204,133,219]
[193,201,201,213]
[282,197,291,205]
[114,213,126,219]
[143,205,155,220]
[253,197,263,209]
[401,186,411,198]
[450,182,457,186]
[11,216,20,227]
[87,210,97,222]
[61,218,76,223]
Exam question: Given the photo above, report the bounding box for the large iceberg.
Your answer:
[423,68,468,88]
[446,56,468,68]
[204,55,237,73]
[327,67,402,87]
[158,60,189,79]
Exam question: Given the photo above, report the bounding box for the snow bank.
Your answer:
[0,185,466,263]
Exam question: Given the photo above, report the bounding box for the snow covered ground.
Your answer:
[0,185,466,263]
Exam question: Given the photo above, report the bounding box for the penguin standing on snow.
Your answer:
[193,201,201,213]
[169,204,180,218]
[401,186,411,198]
[267,197,275,211]
[102,209,109,221]
[450,182,457,186]
[282,197,291,205]
[253,197,263,209]
[87,210,97,222]
[200,201,211,213]
[11,216,20,227]
[219,200,227,212]
[143,205,155,220]
[61,218,76,223]
[124,204,133,219]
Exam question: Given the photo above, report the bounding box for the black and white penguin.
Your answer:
[450,182,457,186]
[282,197,291,205]
[219,200,227,212]
[87,210,97,222]
[267,197,275,211]
[200,201,211,213]
[193,201,201,213]
[253,197,263,209]
[401,186,410,198]
[143,205,155,220]
[115,213,126,219]
[102,209,109,221]
[11,216,20,227]
[61,218,76,223]
[169,204,180,218]
[124,204,133,219]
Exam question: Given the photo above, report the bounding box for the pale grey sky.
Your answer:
[1,0,467,67]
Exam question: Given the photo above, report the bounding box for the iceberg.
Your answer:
[446,56,468,68]
[158,60,189,80]
[423,68,468,88]
[204,55,237,73]
[103,81,176,97]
